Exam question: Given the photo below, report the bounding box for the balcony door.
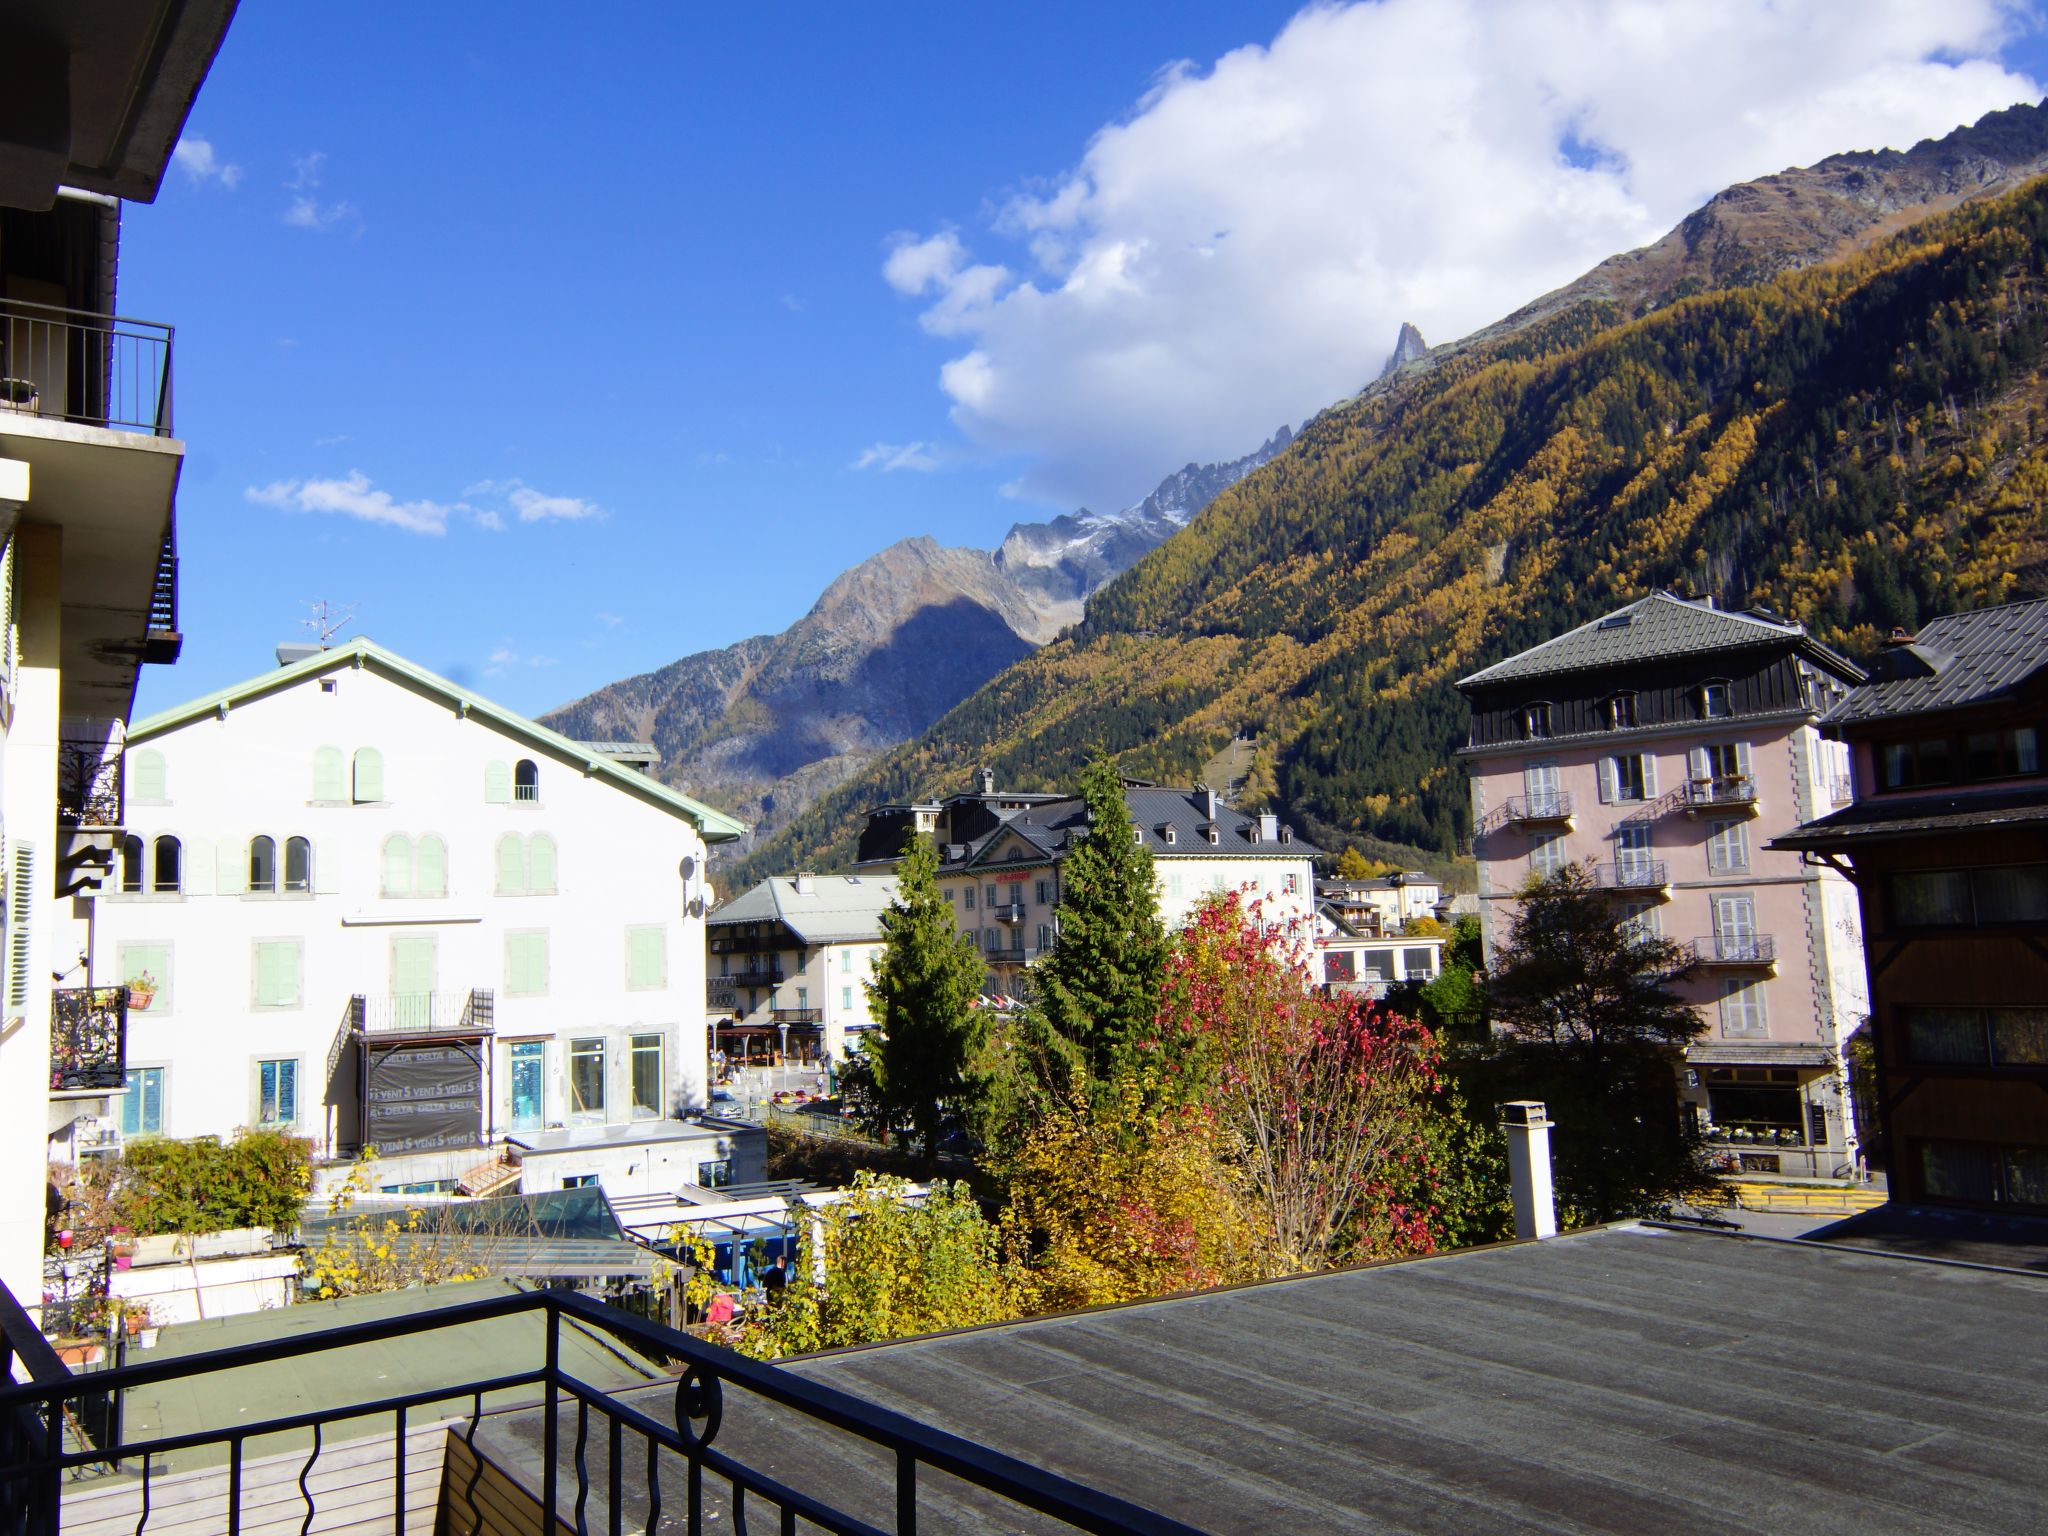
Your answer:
[1614,824,1654,882]
[509,1041,544,1132]
[1713,894,1757,961]
[391,935,437,1030]
[1524,761,1561,818]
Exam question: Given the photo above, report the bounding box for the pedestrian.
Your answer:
[761,1253,789,1300]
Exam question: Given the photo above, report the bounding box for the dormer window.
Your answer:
[1206,825,1220,845]
[1133,828,1144,846]
[1609,692,1637,729]
[1163,826,1177,845]
[1523,702,1553,739]
[1701,681,1732,720]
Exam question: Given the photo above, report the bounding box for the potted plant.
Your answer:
[123,1301,161,1348]
[125,970,158,1011]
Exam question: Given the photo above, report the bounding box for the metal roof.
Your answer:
[1824,597,2048,726]
[1459,591,1862,689]
[123,637,746,841]
[296,1187,657,1281]
[707,874,901,944]
[947,786,1320,870]
[1770,785,2048,851]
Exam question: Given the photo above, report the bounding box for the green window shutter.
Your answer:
[129,748,166,802]
[484,761,510,804]
[118,941,171,1014]
[7,843,34,1009]
[215,839,244,896]
[380,834,414,897]
[528,833,557,895]
[352,747,384,803]
[392,935,436,996]
[416,835,447,897]
[495,834,526,896]
[507,932,548,996]
[313,746,345,801]
[626,926,666,989]
[254,941,300,1008]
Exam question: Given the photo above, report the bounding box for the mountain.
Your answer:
[542,433,1288,854]
[1376,322,1429,381]
[725,100,2048,887]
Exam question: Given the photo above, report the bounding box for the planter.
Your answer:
[126,987,156,1011]
[137,1327,158,1349]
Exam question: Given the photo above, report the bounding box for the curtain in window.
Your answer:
[260,1059,297,1125]
[1974,865,2048,923]
[1890,870,1972,926]
[1903,1007,1986,1065]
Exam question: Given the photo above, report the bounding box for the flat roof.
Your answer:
[509,1118,737,1155]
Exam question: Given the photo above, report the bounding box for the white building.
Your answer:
[1316,872,1443,934]
[91,639,744,1165]
[706,873,896,1067]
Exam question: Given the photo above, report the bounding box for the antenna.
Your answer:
[301,600,356,649]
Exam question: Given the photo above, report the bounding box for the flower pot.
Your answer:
[137,1327,159,1348]
[127,987,156,1011]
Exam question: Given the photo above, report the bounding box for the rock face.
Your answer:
[542,433,1289,853]
[1376,322,1429,381]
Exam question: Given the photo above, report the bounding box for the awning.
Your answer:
[1685,1042,1835,1068]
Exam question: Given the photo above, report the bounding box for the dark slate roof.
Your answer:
[1825,597,2048,726]
[1458,591,1861,689]
[1770,785,2048,850]
[946,786,1320,870]
[472,1223,2048,1533]
[706,874,899,944]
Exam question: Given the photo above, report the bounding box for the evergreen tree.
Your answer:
[1039,757,1169,1079]
[865,834,990,1168]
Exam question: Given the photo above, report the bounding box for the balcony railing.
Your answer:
[349,988,496,1039]
[731,965,784,987]
[1681,776,1757,812]
[991,902,1027,923]
[707,977,738,1007]
[0,296,174,436]
[771,1008,824,1026]
[1686,934,1776,966]
[49,986,126,1093]
[56,740,122,827]
[1500,792,1574,826]
[1589,860,1669,892]
[0,1282,1194,1536]
[143,526,181,664]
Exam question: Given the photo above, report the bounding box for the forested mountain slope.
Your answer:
[729,164,2048,885]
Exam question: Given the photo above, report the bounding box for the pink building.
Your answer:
[1457,593,1869,1177]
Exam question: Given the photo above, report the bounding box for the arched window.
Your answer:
[381,834,414,898]
[484,760,510,805]
[416,834,448,898]
[152,836,182,895]
[313,746,346,801]
[249,835,277,893]
[120,835,144,894]
[129,748,166,803]
[284,836,311,894]
[494,834,525,896]
[352,746,384,803]
[514,759,539,803]
[528,832,557,894]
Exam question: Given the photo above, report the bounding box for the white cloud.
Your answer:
[282,151,358,232]
[465,477,604,522]
[852,441,943,473]
[888,0,2040,509]
[172,136,242,189]
[484,641,560,678]
[245,471,601,535]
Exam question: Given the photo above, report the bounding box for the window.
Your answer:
[841,985,853,1011]
[962,886,975,911]
[1037,923,1053,951]
[153,835,183,894]
[1902,1007,2048,1067]
[312,746,346,802]
[248,835,277,893]
[484,760,511,804]
[352,747,384,803]
[7,844,34,1009]
[1719,978,1768,1038]
[1401,947,1436,979]
[626,926,667,989]
[381,834,414,897]
[1713,894,1759,960]
[121,1067,163,1137]
[506,932,549,996]
[983,928,1000,953]
[696,1159,733,1189]
[1523,761,1562,817]
[561,1174,599,1190]
[1602,753,1652,803]
[1616,901,1658,942]
[1362,948,1395,981]
[569,1038,606,1121]
[282,836,310,894]
[253,940,302,1008]
[1284,872,1300,895]
[1965,726,2040,782]
[1608,692,1638,729]
[257,1059,298,1127]
[986,884,998,906]
[129,748,166,803]
[1522,702,1553,739]
[630,1032,663,1119]
[118,942,171,1014]
[1701,680,1732,719]
[120,835,144,893]
[1920,1140,2048,1207]
[1885,728,2039,790]
[416,834,447,897]
[514,759,539,802]
[495,834,526,895]
[528,833,557,895]
[1614,823,1654,879]
[1890,865,2048,927]
[1167,872,1184,900]
[1035,879,1050,904]
[1530,833,1568,877]
[1706,819,1749,874]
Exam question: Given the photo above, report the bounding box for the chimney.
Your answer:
[276,642,323,668]
[1196,783,1217,820]
[1500,1101,1558,1240]
[1258,812,1279,842]
[1884,626,1916,648]
[793,871,816,895]
[979,766,995,795]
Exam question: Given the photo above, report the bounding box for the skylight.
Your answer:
[1598,613,1634,630]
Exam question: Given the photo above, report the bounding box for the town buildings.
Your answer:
[858,771,1318,984]
[1458,592,1870,1177]
[1775,599,2048,1213]
[705,872,897,1067]
[1,0,238,1314]
[91,639,743,1177]
[1316,870,1443,934]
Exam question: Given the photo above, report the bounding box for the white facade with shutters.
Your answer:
[89,640,741,1161]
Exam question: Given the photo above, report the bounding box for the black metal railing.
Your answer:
[56,740,122,827]
[1682,776,1757,810]
[991,902,1027,923]
[49,987,126,1093]
[732,965,784,986]
[0,296,174,437]
[1501,791,1573,824]
[351,987,495,1038]
[142,527,180,664]
[1686,933,1776,966]
[770,1009,823,1026]
[1589,859,1669,891]
[0,1280,1198,1536]
[707,977,737,1007]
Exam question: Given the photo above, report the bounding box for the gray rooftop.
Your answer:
[707,873,901,944]
[949,785,1320,869]
[470,1222,2048,1533]
[1459,591,1859,689]
[1771,784,2048,850]
[1825,597,2048,726]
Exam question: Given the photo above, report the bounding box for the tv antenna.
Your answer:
[301,600,356,649]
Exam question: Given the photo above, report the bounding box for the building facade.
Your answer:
[705,873,896,1067]
[1458,592,1869,1177]
[1776,600,2048,1213]
[91,640,742,1163]
[1316,872,1443,935]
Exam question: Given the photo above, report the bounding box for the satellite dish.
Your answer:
[681,855,698,883]
[687,895,706,918]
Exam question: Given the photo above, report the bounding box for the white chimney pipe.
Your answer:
[1500,1100,1558,1239]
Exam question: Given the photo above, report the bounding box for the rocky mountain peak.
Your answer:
[1377,322,1429,379]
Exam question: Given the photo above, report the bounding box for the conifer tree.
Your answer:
[1039,756,1169,1079]
[865,833,990,1168]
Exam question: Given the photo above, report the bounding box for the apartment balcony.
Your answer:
[143,526,181,664]
[1684,934,1777,969]
[0,297,173,437]
[48,986,126,1096]
[771,1008,824,1027]
[55,738,122,896]
[991,902,1028,923]
[707,976,737,1009]
[730,964,785,988]
[708,933,787,955]
[348,988,496,1041]
[1681,776,1758,815]
[1588,860,1670,896]
[1499,792,1574,829]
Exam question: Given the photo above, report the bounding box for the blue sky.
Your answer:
[124,2,2048,720]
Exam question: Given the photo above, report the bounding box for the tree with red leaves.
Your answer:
[1156,892,1445,1273]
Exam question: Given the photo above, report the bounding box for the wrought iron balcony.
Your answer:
[1681,776,1757,812]
[1500,792,1574,827]
[1589,860,1670,893]
[707,976,738,1008]
[348,988,496,1039]
[732,964,785,987]
[1686,934,1777,967]
[0,296,174,437]
[771,1008,824,1026]
[55,739,122,827]
[49,986,126,1094]
[991,902,1027,922]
